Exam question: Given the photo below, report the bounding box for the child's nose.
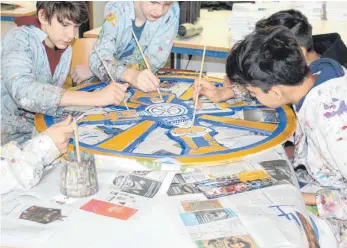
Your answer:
[66,27,76,40]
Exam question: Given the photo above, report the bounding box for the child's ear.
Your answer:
[268,86,283,101]
[37,9,49,26]
[300,46,308,59]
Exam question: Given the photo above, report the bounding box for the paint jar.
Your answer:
[60,151,99,197]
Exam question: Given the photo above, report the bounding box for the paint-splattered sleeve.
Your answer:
[316,188,347,220]
[315,87,347,220]
[89,2,127,82]
[230,83,253,101]
[319,96,347,178]
[144,3,179,72]
[0,134,60,194]
[1,29,65,116]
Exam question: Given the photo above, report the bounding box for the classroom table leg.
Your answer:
[176,54,181,69]
[170,53,175,69]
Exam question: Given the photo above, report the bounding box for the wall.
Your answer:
[92,1,107,29]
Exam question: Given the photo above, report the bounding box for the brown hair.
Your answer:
[36,1,89,25]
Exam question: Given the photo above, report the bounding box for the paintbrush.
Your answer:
[191,45,207,131]
[93,45,130,112]
[130,29,163,101]
[72,121,81,163]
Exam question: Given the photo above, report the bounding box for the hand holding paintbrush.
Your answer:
[45,114,90,163]
[94,45,130,111]
[130,29,163,100]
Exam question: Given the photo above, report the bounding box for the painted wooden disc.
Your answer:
[35,73,295,166]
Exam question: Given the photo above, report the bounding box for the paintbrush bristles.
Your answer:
[191,45,207,130]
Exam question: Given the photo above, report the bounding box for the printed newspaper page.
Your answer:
[177,184,335,248]
[80,170,174,220]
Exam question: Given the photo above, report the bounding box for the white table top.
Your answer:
[0,142,336,248]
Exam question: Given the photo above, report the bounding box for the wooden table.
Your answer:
[0,3,36,21]
[83,9,347,68]
[1,3,36,40]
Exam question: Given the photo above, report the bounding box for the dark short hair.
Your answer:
[226,26,309,92]
[256,9,313,51]
[36,1,89,25]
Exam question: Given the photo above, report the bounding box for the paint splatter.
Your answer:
[105,12,117,27]
[324,100,347,118]
[304,120,311,128]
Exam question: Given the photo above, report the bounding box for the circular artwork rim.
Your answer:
[35,75,296,166]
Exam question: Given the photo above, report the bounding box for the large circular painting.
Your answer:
[35,72,295,165]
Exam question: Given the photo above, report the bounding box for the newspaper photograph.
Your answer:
[196,171,275,199]
[242,108,280,124]
[112,171,167,198]
[179,199,251,243]
[259,159,298,186]
[167,170,207,196]
[1,195,73,246]
[181,199,224,212]
[81,170,173,220]
[167,161,270,197]
[177,184,329,248]
[196,235,259,248]
[180,208,237,226]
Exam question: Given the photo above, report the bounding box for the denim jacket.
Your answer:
[1,25,71,144]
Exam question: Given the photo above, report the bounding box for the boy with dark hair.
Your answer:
[193,9,347,106]
[255,9,347,159]
[227,26,347,246]
[1,2,128,144]
[256,9,347,67]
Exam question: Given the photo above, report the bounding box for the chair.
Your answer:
[63,38,97,88]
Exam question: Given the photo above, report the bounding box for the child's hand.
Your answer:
[95,82,129,106]
[132,69,160,92]
[71,65,94,84]
[193,79,223,109]
[302,192,317,206]
[45,115,73,154]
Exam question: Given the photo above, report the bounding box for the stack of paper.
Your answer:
[293,1,324,20]
[228,2,295,44]
[228,3,267,44]
[326,1,347,21]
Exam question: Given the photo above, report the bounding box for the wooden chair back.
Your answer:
[64,38,97,88]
